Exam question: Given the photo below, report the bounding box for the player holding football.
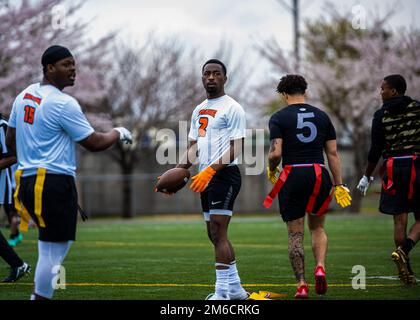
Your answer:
[6,45,133,300]
[161,59,248,300]
[357,75,420,285]
[265,75,351,299]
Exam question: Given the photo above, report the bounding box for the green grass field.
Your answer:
[1,213,419,300]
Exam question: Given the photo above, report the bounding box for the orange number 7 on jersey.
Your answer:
[24,105,36,124]
[198,117,209,137]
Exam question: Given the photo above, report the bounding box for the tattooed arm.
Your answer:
[268,138,282,171]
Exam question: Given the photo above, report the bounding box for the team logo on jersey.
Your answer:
[199,109,218,118]
[23,93,42,105]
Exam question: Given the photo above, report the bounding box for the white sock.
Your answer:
[215,264,229,298]
[228,261,243,293]
[34,240,73,299]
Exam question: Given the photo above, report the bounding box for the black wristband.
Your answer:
[334,183,347,187]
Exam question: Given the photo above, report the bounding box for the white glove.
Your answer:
[356,175,374,196]
[114,127,133,144]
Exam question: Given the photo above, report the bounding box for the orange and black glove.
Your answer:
[190,167,217,193]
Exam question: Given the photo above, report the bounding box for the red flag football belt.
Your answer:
[263,164,333,216]
[382,155,418,199]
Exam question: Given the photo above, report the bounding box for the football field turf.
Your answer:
[1,214,419,300]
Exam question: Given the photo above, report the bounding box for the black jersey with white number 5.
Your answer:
[269,104,336,166]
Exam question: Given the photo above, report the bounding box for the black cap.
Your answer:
[41,45,73,67]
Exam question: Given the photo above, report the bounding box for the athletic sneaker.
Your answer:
[391,247,416,285]
[205,293,230,300]
[314,266,328,295]
[294,284,309,299]
[1,262,31,283]
[406,259,417,285]
[7,233,23,247]
[229,287,250,300]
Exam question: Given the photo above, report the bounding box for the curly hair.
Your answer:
[276,74,308,95]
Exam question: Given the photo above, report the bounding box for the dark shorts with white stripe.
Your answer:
[18,174,78,242]
[200,165,241,216]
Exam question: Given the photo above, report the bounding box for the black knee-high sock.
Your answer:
[401,238,416,256]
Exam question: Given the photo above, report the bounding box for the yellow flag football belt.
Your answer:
[14,168,47,232]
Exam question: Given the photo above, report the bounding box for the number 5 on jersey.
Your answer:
[198,117,209,137]
[297,112,317,143]
[24,105,36,125]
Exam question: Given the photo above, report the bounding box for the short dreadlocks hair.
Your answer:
[276,74,308,95]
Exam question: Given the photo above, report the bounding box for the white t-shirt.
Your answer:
[188,95,246,171]
[8,83,94,177]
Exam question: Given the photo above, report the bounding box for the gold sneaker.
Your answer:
[391,247,416,285]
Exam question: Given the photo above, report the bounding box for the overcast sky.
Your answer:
[75,0,420,86]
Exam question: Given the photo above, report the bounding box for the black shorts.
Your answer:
[380,159,420,215]
[200,166,241,219]
[278,166,333,222]
[18,174,78,242]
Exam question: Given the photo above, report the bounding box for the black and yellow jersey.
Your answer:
[368,96,420,163]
